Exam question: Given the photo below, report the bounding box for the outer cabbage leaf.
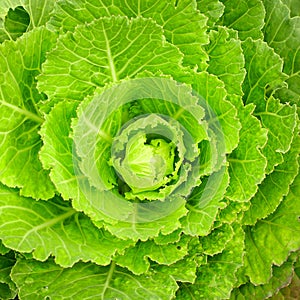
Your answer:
[188,71,241,154]
[256,97,297,174]
[176,224,244,299]
[0,27,56,199]
[152,237,205,283]
[231,253,298,299]
[271,256,300,300]
[0,251,17,300]
[242,38,287,111]
[203,24,247,189]
[219,0,265,40]
[262,0,300,106]
[0,283,15,300]
[0,0,56,42]
[49,0,209,68]
[0,183,133,267]
[203,28,264,204]
[201,223,234,256]
[197,0,225,27]
[0,241,10,255]
[153,230,182,245]
[205,26,246,101]
[244,171,300,284]
[115,236,190,275]
[281,0,300,17]
[217,200,251,225]
[181,168,229,236]
[39,101,80,201]
[154,259,198,284]
[203,28,269,205]
[11,259,178,300]
[38,16,183,102]
[100,205,188,242]
[226,104,268,202]
[40,100,122,229]
[242,127,299,225]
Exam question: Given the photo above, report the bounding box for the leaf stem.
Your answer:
[0,100,44,123]
[101,261,116,300]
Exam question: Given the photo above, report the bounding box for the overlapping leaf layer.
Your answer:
[0,0,299,299]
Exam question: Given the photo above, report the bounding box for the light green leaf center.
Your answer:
[119,135,176,193]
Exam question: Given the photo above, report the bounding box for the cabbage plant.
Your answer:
[0,0,299,299]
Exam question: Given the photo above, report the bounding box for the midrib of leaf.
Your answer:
[225,7,252,28]
[227,158,264,163]
[101,22,118,82]
[255,111,295,118]
[140,1,159,16]
[59,3,86,25]
[269,21,291,47]
[137,0,141,16]
[101,261,116,300]
[1,265,14,273]
[16,209,76,248]
[246,226,266,272]
[172,107,186,120]
[263,3,275,30]
[246,63,281,104]
[260,218,300,231]
[228,162,248,199]
[181,283,198,300]
[130,204,141,238]
[288,69,300,79]
[83,116,113,143]
[0,99,43,123]
[34,0,48,27]
[2,26,13,41]
[27,1,36,28]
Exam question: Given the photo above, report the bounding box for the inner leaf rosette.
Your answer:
[111,114,193,201]
[72,77,226,228]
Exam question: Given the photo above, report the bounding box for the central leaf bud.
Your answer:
[118,135,176,193]
[111,114,189,201]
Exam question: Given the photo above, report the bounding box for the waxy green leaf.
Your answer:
[115,236,190,275]
[197,0,225,27]
[0,0,299,298]
[205,26,245,100]
[243,133,300,225]
[0,27,56,199]
[231,253,298,299]
[0,0,56,42]
[0,251,17,300]
[263,0,300,107]
[226,105,268,201]
[49,0,208,68]
[38,16,183,101]
[177,224,244,299]
[244,172,300,284]
[11,259,178,300]
[0,184,133,267]
[219,0,265,40]
[242,38,287,111]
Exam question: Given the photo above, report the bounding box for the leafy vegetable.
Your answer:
[0,0,299,299]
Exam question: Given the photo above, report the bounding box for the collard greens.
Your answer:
[0,0,300,299]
